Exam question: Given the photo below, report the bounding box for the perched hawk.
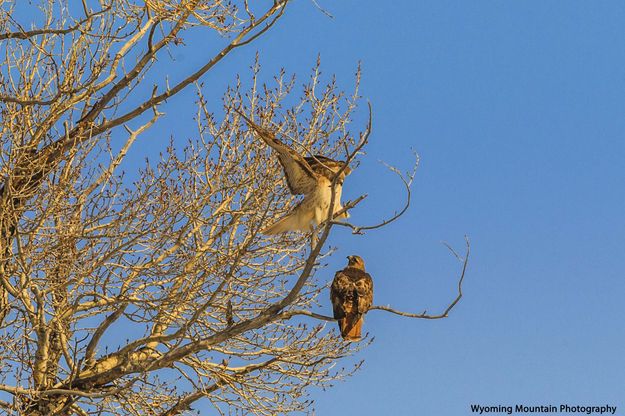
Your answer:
[331,255,374,341]
[236,109,351,234]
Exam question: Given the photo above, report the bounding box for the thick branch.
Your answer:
[90,1,288,135]
[0,6,111,40]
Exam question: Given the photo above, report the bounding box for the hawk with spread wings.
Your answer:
[236,109,351,234]
[331,255,374,341]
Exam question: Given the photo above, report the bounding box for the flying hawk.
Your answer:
[236,109,351,234]
[330,255,374,341]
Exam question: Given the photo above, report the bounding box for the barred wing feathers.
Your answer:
[236,109,318,195]
[236,109,351,234]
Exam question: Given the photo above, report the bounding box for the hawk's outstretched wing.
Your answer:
[236,109,318,195]
[305,155,351,181]
[236,109,353,234]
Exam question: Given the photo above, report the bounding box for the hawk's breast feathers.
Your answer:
[330,256,373,341]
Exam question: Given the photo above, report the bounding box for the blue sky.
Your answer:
[260,1,625,414]
[124,1,625,414]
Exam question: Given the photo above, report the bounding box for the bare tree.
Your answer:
[0,1,468,415]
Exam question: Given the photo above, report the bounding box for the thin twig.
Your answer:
[369,236,469,319]
[310,0,334,19]
[332,152,419,234]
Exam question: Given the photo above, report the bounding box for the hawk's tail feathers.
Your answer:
[261,212,312,235]
[338,314,363,341]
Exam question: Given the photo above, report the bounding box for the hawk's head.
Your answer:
[346,255,365,270]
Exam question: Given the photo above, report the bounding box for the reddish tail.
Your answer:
[338,314,364,341]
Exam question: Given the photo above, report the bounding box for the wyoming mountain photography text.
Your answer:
[470,404,618,415]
